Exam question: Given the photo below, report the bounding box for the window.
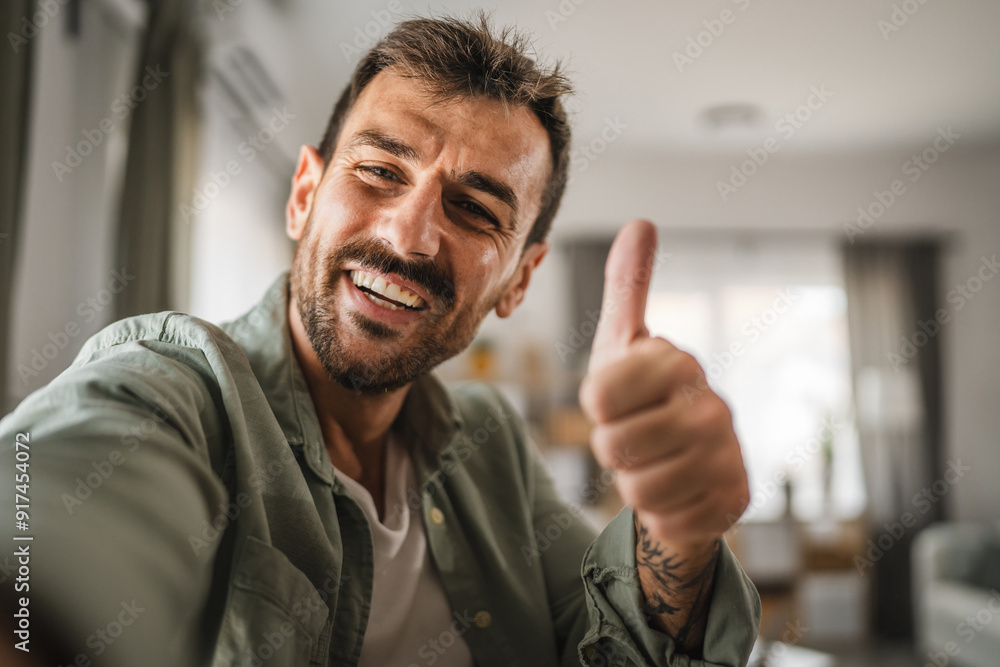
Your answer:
[645,234,865,522]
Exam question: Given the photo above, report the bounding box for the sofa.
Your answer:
[912,522,1000,667]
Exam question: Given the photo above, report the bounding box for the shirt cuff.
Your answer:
[578,506,761,667]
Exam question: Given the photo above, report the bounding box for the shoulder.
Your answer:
[68,309,248,370]
[5,310,253,452]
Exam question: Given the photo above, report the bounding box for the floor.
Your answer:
[825,642,921,666]
[750,639,921,666]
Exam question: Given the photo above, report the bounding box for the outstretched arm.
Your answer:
[0,347,229,666]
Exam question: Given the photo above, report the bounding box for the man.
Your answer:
[0,14,759,667]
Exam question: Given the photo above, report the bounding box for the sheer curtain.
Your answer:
[843,240,944,639]
[113,0,202,319]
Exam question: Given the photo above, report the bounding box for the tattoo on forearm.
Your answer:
[635,520,721,654]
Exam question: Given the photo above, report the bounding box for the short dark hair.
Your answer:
[317,11,573,248]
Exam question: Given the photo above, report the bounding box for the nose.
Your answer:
[374,178,443,258]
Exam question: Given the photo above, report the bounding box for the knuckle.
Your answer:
[578,376,599,417]
[692,393,732,430]
[674,350,702,375]
[589,428,619,468]
[579,374,614,423]
[647,336,675,355]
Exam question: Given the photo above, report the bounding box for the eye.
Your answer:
[356,165,401,183]
[454,199,499,227]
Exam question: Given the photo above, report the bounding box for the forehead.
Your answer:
[336,70,552,219]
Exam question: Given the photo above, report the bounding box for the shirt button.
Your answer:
[429,507,445,524]
[474,610,492,629]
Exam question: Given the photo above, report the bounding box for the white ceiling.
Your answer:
[211,0,1000,160]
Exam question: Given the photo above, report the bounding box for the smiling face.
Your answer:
[286,69,553,394]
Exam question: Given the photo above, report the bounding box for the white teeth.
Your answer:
[349,269,426,310]
[365,292,401,310]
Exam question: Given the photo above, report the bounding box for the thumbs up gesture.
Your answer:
[579,220,750,551]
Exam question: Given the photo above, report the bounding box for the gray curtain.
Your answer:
[563,238,613,372]
[0,0,37,414]
[113,0,201,319]
[843,240,944,639]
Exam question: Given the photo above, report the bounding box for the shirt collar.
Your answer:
[220,271,464,486]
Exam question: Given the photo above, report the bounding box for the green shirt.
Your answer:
[0,272,759,667]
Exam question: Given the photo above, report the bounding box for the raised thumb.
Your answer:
[588,219,658,372]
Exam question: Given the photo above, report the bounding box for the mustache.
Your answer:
[331,238,456,309]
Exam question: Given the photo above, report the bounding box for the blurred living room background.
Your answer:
[3,1,1000,665]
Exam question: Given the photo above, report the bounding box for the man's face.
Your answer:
[286,69,552,394]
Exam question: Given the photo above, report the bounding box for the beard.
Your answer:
[289,216,496,394]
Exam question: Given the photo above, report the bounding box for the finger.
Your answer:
[623,438,749,530]
[589,399,696,470]
[615,448,709,514]
[636,473,751,543]
[589,219,658,372]
[590,385,734,473]
[580,337,703,424]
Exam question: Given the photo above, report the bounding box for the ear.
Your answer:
[286,145,326,241]
[495,241,549,318]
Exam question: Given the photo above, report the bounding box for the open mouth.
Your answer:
[348,269,427,312]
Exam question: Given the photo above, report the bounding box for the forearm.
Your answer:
[634,515,721,656]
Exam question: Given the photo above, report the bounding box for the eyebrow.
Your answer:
[454,170,519,216]
[344,128,520,217]
[343,129,421,162]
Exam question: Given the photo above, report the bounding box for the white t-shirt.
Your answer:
[333,432,475,667]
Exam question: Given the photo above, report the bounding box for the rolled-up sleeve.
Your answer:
[577,507,761,667]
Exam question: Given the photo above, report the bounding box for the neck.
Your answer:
[287,296,409,487]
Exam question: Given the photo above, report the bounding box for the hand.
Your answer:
[579,219,750,551]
